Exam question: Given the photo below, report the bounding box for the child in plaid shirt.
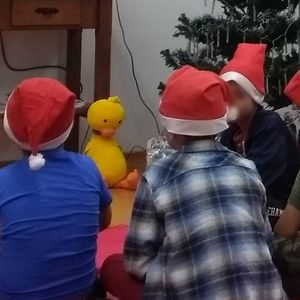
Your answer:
[101,66,285,300]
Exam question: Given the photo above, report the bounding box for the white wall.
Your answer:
[0,0,221,160]
[109,0,222,150]
[0,30,66,160]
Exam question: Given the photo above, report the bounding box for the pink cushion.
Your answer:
[96,225,128,270]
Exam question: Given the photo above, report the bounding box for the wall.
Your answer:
[0,30,66,160]
[0,0,221,160]
[109,0,222,150]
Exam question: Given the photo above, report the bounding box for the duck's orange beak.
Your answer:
[100,128,117,137]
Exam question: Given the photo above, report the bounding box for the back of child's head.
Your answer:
[159,66,233,139]
[285,69,300,107]
[4,78,75,171]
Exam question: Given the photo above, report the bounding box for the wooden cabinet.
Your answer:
[12,0,82,27]
[0,0,113,152]
[0,0,100,30]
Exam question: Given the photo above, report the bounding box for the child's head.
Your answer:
[4,78,75,170]
[285,70,300,108]
[221,43,267,122]
[159,66,231,149]
[227,81,258,122]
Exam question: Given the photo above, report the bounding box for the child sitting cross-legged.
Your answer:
[0,78,112,300]
[221,43,300,229]
[101,66,286,300]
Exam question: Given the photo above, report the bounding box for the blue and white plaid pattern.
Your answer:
[125,140,285,300]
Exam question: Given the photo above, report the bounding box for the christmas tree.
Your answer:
[161,0,300,109]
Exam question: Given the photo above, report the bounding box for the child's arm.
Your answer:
[273,175,300,277]
[100,205,112,231]
[275,172,300,237]
[124,176,164,281]
[274,204,300,237]
[98,170,113,232]
[246,115,287,188]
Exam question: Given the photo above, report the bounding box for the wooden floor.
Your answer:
[110,151,146,226]
[110,189,135,226]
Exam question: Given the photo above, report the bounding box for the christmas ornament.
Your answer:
[146,136,175,166]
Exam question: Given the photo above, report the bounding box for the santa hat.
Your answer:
[284,70,300,107]
[4,78,75,171]
[220,43,267,105]
[159,66,232,136]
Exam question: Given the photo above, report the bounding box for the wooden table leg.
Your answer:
[65,29,82,152]
[94,0,113,100]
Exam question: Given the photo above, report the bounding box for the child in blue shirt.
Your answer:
[0,78,112,300]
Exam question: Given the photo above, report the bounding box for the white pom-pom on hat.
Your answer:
[28,153,46,171]
[3,78,76,171]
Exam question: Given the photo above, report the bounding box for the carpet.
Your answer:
[96,225,128,270]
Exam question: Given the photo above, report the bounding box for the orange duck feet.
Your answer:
[114,169,140,190]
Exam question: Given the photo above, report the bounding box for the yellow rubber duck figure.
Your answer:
[85,96,139,190]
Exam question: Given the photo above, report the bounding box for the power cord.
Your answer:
[80,126,91,153]
[115,0,161,134]
[81,127,146,161]
[0,31,84,100]
[125,145,146,161]
[0,32,67,72]
[0,6,160,150]
[81,1,156,154]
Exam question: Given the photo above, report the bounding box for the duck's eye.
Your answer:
[104,119,108,123]
[118,120,122,124]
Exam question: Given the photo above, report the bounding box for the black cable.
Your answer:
[126,145,146,161]
[0,31,89,153]
[80,126,90,153]
[81,128,146,160]
[0,32,85,98]
[0,32,67,72]
[115,0,161,134]
[81,128,146,163]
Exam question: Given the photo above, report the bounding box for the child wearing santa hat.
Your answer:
[273,70,300,299]
[0,78,112,300]
[221,43,300,229]
[100,66,285,300]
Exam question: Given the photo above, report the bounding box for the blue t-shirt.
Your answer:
[0,149,111,300]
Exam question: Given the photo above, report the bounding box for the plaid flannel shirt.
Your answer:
[124,140,285,300]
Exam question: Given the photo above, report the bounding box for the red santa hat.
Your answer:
[220,43,267,105]
[4,78,75,171]
[159,66,232,136]
[284,70,300,107]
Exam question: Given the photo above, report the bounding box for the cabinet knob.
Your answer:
[34,7,59,18]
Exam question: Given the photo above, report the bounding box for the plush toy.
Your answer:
[85,96,139,190]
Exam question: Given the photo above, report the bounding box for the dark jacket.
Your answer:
[221,109,300,229]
